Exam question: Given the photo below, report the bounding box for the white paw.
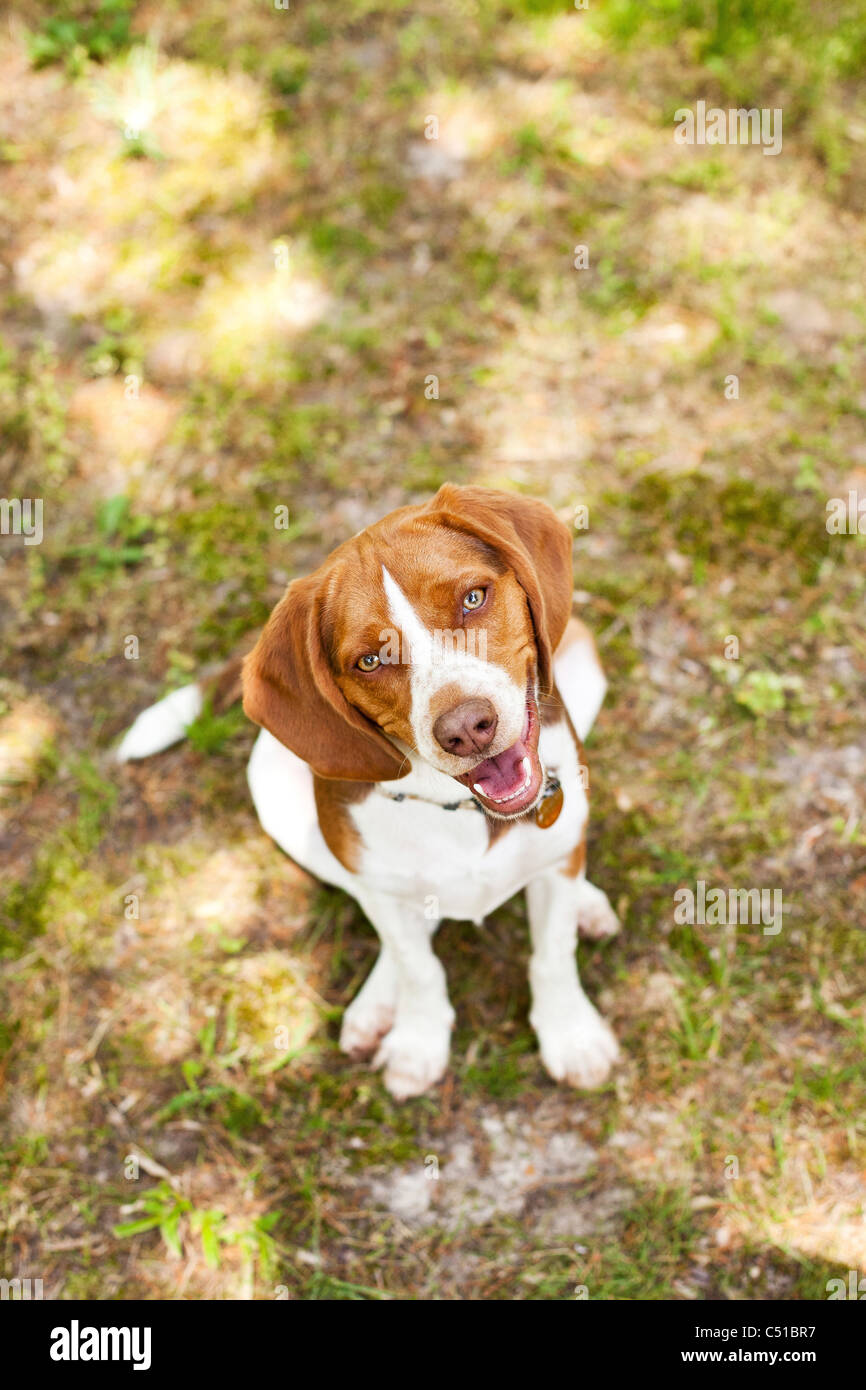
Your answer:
[340,997,395,1059]
[532,1003,619,1089]
[373,1018,452,1101]
[576,887,620,941]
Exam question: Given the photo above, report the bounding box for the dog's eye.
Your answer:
[463,588,486,612]
[357,653,381,672]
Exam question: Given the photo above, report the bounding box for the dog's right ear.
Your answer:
[242,573,407,782]
[428,485,573,695]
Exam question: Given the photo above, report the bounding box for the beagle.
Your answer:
[118,485,620,1099]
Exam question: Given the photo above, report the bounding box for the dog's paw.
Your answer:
[340,998,395,1059]
[532,1004,619,1089]
[576,883,620,941]
[373,1018,452,1101]
[577,899,620,941]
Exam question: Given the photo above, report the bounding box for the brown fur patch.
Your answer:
[205,648,250,713]
[313,777,372,872]
[560,833,587,879]
[538,685,566,728]
[558,694,591,876]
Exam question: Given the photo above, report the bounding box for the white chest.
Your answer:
[351,720,587,922]
[247,720,587,924]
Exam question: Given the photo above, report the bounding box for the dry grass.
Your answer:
[0,0,864,1299]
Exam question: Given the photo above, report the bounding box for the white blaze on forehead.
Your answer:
[382,565,434,664]
[380,563,527,772]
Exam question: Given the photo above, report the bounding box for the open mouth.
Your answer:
[455,687,543,819]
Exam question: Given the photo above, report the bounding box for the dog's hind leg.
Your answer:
[575,877,620,941]
[526,867,619,1090]
[552,616,607,742]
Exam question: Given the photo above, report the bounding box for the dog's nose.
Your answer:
[433,699,498,758]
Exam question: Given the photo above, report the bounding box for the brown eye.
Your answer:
[463,588,485,612]
[357,653,380,672]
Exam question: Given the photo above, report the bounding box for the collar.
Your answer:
[376,770,563,820]
[376,787,483,813]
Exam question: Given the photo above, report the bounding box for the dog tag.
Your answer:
[535,780,563,829]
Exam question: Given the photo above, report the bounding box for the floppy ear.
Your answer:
[429,485,573,692]
[242,572,407,782]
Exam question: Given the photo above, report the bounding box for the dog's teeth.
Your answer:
[475,759,535,806]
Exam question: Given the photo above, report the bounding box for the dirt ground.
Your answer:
[1,1,864,1299]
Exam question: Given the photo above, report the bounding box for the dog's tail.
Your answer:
[115,649,249,762]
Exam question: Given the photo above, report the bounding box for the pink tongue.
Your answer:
[472,739,532,799]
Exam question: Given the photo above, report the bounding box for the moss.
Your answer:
[0,757,117,957]
[359,182,406,230]
[457,1034,538,1100]
[606,472,832,583]
[307,221,374,263]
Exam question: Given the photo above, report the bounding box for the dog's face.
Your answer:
[330,525,542,816]
[243,485,573,820]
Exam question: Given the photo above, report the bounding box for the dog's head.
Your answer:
[242,485,573,818]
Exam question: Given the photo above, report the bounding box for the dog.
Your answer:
[118,485,620,1099]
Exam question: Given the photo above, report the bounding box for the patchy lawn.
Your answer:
[1,0,864,1299]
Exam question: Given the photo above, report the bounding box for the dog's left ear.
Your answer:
[429,485,573,692]
[242,570,407,782]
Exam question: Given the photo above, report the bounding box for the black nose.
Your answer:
[433,699,498,758]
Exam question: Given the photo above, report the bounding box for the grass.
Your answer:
[27,0,138,74]
[0,0,863,1300]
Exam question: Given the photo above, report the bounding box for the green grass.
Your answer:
[27,0,138,73]
[0,0,862,1302]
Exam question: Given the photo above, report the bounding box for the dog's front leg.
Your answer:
[526,869,619,1089]
[339,945,399,1060]
[354,890,454,1101]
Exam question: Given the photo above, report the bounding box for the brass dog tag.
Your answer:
[535,779,563,829]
